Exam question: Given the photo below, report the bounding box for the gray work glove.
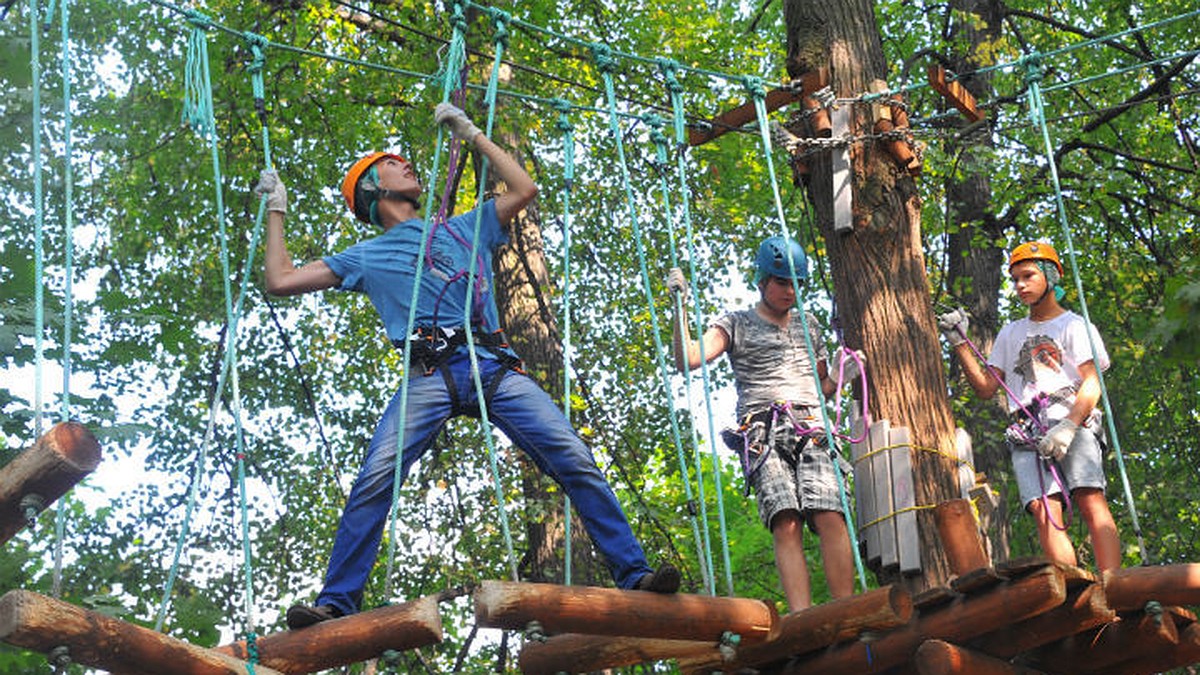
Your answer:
[254,169,287,214]
[1037,419,1078,462]
[666,267,689,303]
[434,102,483,147]
[832,346,865,383]
[936,308,969,347]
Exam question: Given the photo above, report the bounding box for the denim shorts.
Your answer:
[744,417,844,530]
[1011,418,1107,507]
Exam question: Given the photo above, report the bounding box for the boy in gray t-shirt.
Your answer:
[668,236,860,612]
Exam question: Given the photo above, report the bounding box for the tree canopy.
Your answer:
[1,0,1196,672]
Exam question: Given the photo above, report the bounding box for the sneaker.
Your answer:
[635,564,681,593]
[285,603,343,630]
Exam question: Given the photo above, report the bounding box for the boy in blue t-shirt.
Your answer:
[256,103,679,629]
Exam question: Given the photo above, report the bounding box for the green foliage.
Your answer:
[1,0,1197,672]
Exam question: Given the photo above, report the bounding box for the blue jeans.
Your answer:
[315,352,653,614]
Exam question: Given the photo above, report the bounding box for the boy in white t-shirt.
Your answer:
[938,241,1121,572]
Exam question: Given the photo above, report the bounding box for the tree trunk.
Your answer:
[943,0,1014,566]
[784,0,959,591]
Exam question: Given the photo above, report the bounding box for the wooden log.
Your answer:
[687,68,829,146]
[215,595,442,674]
[935,499,989,576]
[1,422,101,545]
[927,64,985,123]
[1087,621,1200,675]
[779,565,1067,674]
[0,590,280,675]
[518,633,724,675]
[474,581,776,644]
[1102,563,1200,611]
[1022,607,1181,674]
[676,585,912,674]
[969,583,1115,659]
[915,639,1047,675]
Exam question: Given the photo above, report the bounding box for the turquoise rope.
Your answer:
[744,78,869,591]
[29,0,45,442]
[155,18,270,646]
[554,99,576,586]
[462,8,522,581]
[382,0,467,600]
[645,113,716,595]
[593,42,735,596]
[51,0,76,602]
[661,59,722,595]
[1022,56,1150,565]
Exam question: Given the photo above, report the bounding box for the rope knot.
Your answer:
[448,0,467,31]
[245,631,260,663]
[1021,54,1044,85]
[551,99,574,133]
[244,33,268,72]
[488,8,510,47]
[741,75,767,99]
[657,58,684,93]
[590,43,618,73]
[183,9,212,30]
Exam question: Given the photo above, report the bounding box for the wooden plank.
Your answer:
[1087,621,1200,675]
[889,427,920,574]
[677,585,913,673]
[830,102,855,235]
[935,499,989,577]
[1,422,102,545]
[0,590,280,675]
[1102,563,1200,611]
[969,583,1114,658]
[687,68,828,146]
[519,634,723,675]
[914,639,1048,675]
[927,64,984,123]
[779,566,1067,674]
[474,581,776,644]
[215,595,442,674]
[850,418,876,565]
[868,419,896,568]
[1024,607,1181,674]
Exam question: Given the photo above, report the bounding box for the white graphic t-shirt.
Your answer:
[988,310,1109,421]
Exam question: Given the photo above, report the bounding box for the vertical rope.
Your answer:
[1022,55,1149,565]
[661,59,723,595]
[30,0,46,443]
[382,0,467,600]
[553,98,576,585]
[744,77,868,590]
[646,109,715,595]
[51,0,76,601]
[462,7,521,581]
[593,43,735,596]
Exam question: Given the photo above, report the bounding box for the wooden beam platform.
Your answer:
[0,590,280,675]
[915,639,1047,675]
[1,422,101,545]
[687,68,829,146]
[518,633,722,675]
[1102,563,1200,611]
[215,594,442,674]
[778,565,1067,673]
[474,580,776,644]
[678,585,913,674]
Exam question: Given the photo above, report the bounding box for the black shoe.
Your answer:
[286,603,343,629]
[635,564,681,593]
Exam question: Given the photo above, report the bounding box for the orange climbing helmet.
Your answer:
[1008,241,1063,276]
[340,151,413,224]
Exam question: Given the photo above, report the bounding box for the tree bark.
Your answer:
[784,0,959,591]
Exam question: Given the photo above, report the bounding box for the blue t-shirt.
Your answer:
[323,201,508,345]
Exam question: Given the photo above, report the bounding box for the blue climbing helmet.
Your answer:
[755,235,808,285]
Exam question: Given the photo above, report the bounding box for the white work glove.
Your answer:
[936,308,969,347]
[1037,419,1078,462]
[832,346,865,383]
[434,102,482,147]
[254,169,287,214]
[666,267,689,302]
